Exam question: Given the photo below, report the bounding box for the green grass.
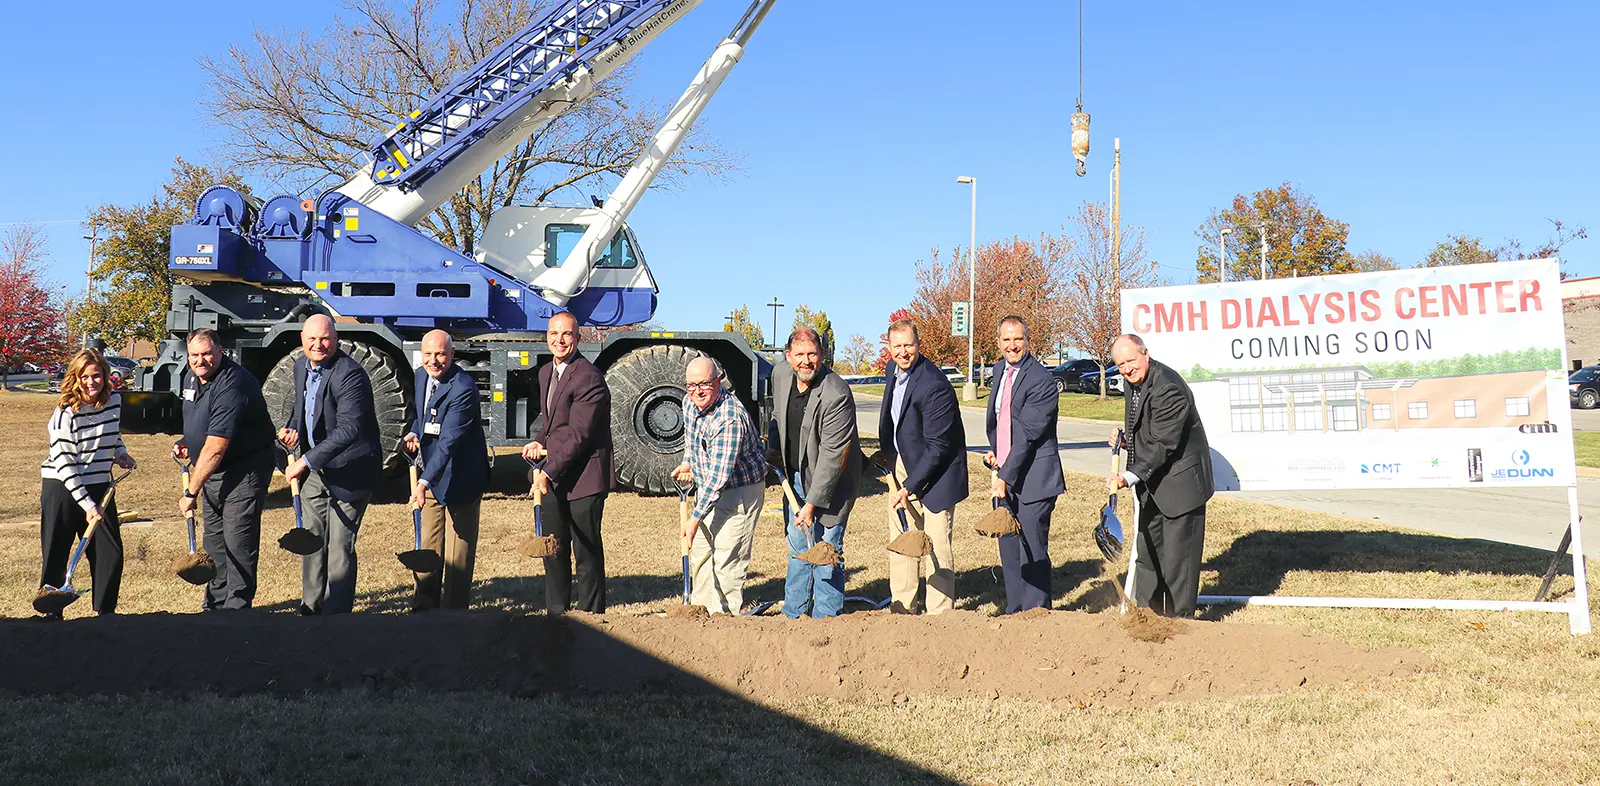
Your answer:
[1574,432,1600,468]
[852,384,1124,421]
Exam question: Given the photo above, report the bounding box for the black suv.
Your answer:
[1571,366,1600,409]
[1047,358,1104,394]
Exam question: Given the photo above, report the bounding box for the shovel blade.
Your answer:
[32,586,79,615]
[1095,499,1124,562]
[172,552,217,585]
[278,527,322,556]
[398,549,443,574]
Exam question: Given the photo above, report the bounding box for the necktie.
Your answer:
[1126,386,1140,458]
[425,377,438,410]
[547,365,562,413]
[996,366,1017,465]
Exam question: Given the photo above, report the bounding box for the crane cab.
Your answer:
[476,205,659,326]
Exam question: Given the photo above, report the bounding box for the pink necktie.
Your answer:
[996,366,1016,465]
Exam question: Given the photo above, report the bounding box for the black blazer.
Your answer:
[534,357,613,500]
[1126,358,1214,516]
[985,354,1066,504]
[285,350,381,502]
[877,355,968,513]
[411,364,489,506]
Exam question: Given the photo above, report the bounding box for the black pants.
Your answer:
[40,479,122,614]
[998,493,1056,614]
[542,491,607,614]
[202,463,270,611]
[1134,487,1206,618]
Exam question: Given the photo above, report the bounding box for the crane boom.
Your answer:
[336,0,702,227]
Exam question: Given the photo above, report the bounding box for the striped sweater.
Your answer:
[40,393,128,514]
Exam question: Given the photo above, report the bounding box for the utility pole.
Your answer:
[1260,224,1269,280]
[766,297,783,351]
[1110,138,1122,296]
[956,176,977,401]
[82,221,98,348]
[1218,227,1232,283]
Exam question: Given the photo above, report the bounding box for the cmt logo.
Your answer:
[1360,462,1401,474]
[1519,422,1560,434]
[1491,449,1555,480]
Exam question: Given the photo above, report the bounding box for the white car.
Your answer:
[938,365,966,384]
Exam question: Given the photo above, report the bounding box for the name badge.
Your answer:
[182,389,196,402]
[424,422,442,436]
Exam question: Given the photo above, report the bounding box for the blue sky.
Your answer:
[3,0,1596,347]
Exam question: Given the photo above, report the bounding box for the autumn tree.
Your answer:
[724,304,763,351]
[1054,201,1159,398]
[72,159,251,346]
[789,305,835,363]
[0,225,70,387]
[1195,182,1352,281]
[200,0,737,256]
[1421,234,1498,268]
[1422,220,1587,271]
[836,333,875,375]
[905,237,1068,374]
[1349,250,1397,272]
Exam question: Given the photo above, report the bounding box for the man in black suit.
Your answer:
[878,319,968,614]
[522,311,613,614]
[280,314,382,615]
[404,329,490,610]
[1107,333,1214,618]
[985,315,1066,613]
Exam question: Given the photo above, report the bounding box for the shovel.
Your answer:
[974,468,1021,537]
[1095,429,1127,562]
[517,457,560,558]
[665,479,710,618]
[276,443,321,556]
[882,463,933,558]
[34,467,135,615]
[170,457,216,585]
[774,463,838,567]
[398,442,443,573]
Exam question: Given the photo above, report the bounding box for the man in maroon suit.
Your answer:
[522,311,613,614]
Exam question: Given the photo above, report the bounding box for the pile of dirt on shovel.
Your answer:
[0,609,1424,709]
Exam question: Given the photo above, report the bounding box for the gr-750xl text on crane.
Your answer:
[128,0,776,494]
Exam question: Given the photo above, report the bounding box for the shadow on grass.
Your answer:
[1197,529,1565,621]
[0,612,957,784]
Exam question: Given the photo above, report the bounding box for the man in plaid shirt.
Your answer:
[671,357,767,614]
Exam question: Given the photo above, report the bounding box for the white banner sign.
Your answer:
[1122,259,1575,490]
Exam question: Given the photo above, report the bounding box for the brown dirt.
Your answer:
[665,604,709,620]
[1010,607,1052,620]
[795,541,839,566]
[1122,607,1182,643]
[517,534,560,559]
[0,610,1424,707]
[31,588,76,615]
[885,529,932,557]
[973,506,1019,537]
[171,552,216,586]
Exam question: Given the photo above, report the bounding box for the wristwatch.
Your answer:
[184,489,197,499]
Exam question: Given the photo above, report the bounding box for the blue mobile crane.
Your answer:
[127,0,776,494]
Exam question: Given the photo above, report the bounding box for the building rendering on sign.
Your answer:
[1212,367,1550,434]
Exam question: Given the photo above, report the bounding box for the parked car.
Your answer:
[1076,366,1124,396]
[104,356,140,390]
[938,365,967,384]
[840,374,886,386]
[1047,358,1104,394]
[1570,366,1600,409]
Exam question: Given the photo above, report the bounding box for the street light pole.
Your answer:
[956,175,977,401]
[82,221,98,348]
[1218,227,1233,283]
[766,297,784,351]
[1259,224,1269,280]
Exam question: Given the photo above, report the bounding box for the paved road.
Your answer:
[854,393,1597,561]
[1572,408,1600,433]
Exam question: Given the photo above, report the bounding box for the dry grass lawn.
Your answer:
[0,390,1595,784]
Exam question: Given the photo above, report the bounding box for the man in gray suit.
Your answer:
[767,327,860,618]
[1107,333,1214,618]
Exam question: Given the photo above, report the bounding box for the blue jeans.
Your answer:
[783,471,846,618]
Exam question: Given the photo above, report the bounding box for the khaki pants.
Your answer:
[689,483,764,614]
[888,460,955,614]
[415,490,480,609]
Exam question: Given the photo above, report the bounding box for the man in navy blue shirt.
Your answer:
[173,328,275,610]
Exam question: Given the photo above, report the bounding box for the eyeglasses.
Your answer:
[685,381,719,392]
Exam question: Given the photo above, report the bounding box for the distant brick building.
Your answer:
[1563,276,1600,369]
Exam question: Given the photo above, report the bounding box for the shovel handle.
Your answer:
[408,464,420,507]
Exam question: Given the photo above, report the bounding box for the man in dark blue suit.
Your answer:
[985,315,1065,613]
[280,315,382,615]
[877,319,968,614]
[403,329,489,611]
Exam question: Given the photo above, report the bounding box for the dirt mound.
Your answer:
[0,610,1423,707]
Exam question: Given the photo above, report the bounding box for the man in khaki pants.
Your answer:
[403,330,489,611]
[877,320,969,614]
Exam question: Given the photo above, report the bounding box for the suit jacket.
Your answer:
[411,364,489,506]
[986,354,1066,504]
[285,349,382,502]
[535,357,613,499]
[877,355,968,513]
[766,361,860,526]
[1125,358,1213,516]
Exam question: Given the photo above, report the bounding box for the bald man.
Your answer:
[279,314,382,614]
[671,356,767,614]
[403,329,489,611]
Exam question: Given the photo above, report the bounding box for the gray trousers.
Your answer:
[1133,487,1206,618]
[201,463,270,611]
[299,470,371,614]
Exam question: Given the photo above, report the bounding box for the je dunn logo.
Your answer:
[1492,449,1553,480]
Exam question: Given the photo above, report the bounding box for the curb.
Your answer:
[1579,466,1600,479]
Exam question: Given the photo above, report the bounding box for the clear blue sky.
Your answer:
[2,1,1596,348]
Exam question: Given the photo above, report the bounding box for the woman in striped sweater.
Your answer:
[39,349,137,617]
